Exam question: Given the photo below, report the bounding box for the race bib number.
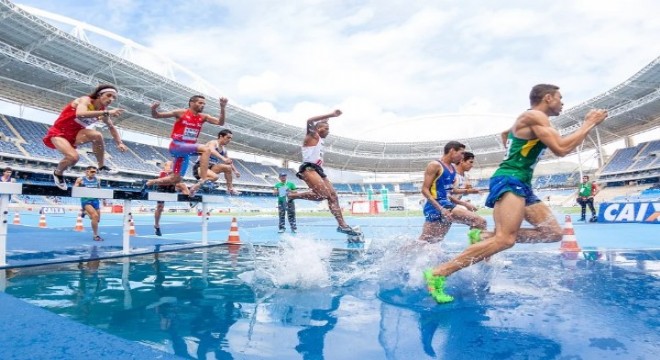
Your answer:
[182,127,199,141]
[278,186,288,197]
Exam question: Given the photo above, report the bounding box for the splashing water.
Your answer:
[253,235,334,289]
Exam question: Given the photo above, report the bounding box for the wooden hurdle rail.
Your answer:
[0,182,224,266]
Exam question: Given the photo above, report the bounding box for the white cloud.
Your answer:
[11,0,660,145]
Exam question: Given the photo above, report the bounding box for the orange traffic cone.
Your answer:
[560,215,580,253]
[12,212,20,225]
[227,217,240,244]
[74,212,84,232]
[38,213,47,228]
[129,219,137,236]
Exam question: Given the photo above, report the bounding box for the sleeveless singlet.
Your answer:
[493,132,547,185]
[80,175,100,203]
[170,110,204,143]
[301,138,324,166]
[429,160,456,202]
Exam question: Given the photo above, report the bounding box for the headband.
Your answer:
[98,88,118,95]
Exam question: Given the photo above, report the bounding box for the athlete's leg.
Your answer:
[518,202,563,243]
[155,201,164,228]
[430,192,525,277]
[449,206,487,230]
[211,164,235,191]
[288,169,327,201]
[148,173,183,187]
[50,137,80,174]
[195,144,211,182]
[419,221,451,243]
[74,129,106,168]
[203,165,221,182]
[84,204,100,237]
[175,182,190,195]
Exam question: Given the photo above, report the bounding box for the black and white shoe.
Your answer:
[53,171,67,190]
[337,226,362,236]
[98,165,119,175]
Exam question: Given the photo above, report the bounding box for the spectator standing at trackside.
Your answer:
[274,172,297,234]
[577,175,599,222]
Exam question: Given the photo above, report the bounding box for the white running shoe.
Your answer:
[53,171,67,190]
[98,165,119,175]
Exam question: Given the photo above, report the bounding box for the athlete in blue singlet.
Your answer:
[192,129,241,195]
[424,84,608,303]
[74,166,103,241]
[419,142,486,242]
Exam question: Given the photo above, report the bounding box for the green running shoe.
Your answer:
[468,228,482,245]
[423,269,454,303]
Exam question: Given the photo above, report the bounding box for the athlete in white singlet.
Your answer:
[288,110,361,236]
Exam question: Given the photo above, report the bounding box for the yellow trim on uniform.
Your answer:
[429,162,444,198]
[520,139,539,157]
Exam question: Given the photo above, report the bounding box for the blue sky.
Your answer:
[8,0,660,143]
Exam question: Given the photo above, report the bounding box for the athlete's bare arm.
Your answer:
[306,110,342,133]
[73,96,124,119]
[100,116,127,152]
[74,177,83,187]
[203,97,228,126]
[500,129,510,149]
[421,161,452,219]
[521,109,608,157]
[151,102,186,119]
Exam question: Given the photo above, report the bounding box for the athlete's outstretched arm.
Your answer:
[205,97,228,126]
[306,110,342,133]
[530,109,608,157]
[151,102,185,119]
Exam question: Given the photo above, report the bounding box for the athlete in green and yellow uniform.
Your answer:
[423,84,608,303]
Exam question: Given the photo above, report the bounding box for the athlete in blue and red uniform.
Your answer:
[143,95,228,195]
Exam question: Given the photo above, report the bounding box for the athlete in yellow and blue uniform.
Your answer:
[424,84,608,304]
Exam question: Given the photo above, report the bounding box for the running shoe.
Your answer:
[423,269,454,303]
[93,235,104,242]
[155,227,162,236]
[98,165,119,175]
[468,228,482,245]
[228,188,241,196]
[201,180,217,190]
[139,179,149,197]
[291,229,297,234]
[337,226,362,236]
[278,229,285,234]
[53,171,67,190]
[589,216,598,223]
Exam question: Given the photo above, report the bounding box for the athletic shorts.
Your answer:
[485,175,541,208]
[192,161,218,180]
[43,126,79,149]
[423,200,455,222]
[81,199,100,210]
[297,162,327,179]
[169,141,199,176]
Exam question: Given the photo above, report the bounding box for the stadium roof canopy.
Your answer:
[0,0,659,172]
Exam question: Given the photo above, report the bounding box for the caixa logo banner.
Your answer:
[598,202,660,223]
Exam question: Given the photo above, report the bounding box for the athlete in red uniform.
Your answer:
[142,95,228,195]
[43,84,126,190]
